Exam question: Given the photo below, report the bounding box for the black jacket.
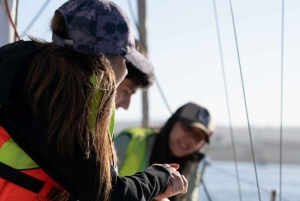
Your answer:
[0,41,170,201]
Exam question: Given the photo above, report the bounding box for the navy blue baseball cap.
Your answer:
[52,0,153,75]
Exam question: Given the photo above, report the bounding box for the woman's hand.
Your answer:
[152,163,188,200]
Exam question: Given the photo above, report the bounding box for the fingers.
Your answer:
[152,163,187,195]
[159,164,177,174]
[151,163,179,170]
[170,171,188,195]
[153,171,188,200]
[166,180,173,197]
[169,163,180,170]
[181,174,188,194]
[170,172,180,195]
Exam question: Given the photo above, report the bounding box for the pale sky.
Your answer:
[16,0,300,127]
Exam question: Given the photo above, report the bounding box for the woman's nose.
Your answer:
[184,135,195,147]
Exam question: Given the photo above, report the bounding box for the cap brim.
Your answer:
[124,49,154,75]
[179,118,210,143]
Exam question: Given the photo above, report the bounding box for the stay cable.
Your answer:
[211,0,242,200]
[228,1,261,200]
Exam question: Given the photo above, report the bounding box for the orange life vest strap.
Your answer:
[0,126,66,199]
[0,161,44,193]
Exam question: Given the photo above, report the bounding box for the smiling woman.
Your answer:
[169,121,207,158]
[115,102,215,201]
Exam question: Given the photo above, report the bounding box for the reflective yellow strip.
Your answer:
[0,138,38,170]
[109,104,115,138]
[89,75,115,138]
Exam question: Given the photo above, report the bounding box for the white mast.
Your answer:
[0,0,17,46]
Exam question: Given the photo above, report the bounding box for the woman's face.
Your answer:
[107,56,127,86]
[168,121,207,157]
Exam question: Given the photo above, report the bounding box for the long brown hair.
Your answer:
[26,12,116,201]
[150,107,204,201]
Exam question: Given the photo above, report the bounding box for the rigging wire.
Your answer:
[201,180,213,201]
[20,0,51,38]
[154,78,173,114]
[14,0,18,41]
[199,159,214,201]
[210,165,290,201]
[126,0,173,114]
[228,1,261,200]
[211,0,242,200]
[127,1,283,200]
[279,1,285,201]
[4,0,21,40]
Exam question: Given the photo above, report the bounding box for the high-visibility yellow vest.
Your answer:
[0,126,64,201]
[115,127,153,176]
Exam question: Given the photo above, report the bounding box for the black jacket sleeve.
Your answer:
[111,165,170,201]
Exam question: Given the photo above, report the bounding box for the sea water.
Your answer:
[199,161,300,201]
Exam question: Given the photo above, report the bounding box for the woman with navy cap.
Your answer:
[0,0,187,200]
[115,102,215,201]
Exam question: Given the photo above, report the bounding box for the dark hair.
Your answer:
[125,63,154,88]
[149,106,204,201]
[27,12,116,201]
